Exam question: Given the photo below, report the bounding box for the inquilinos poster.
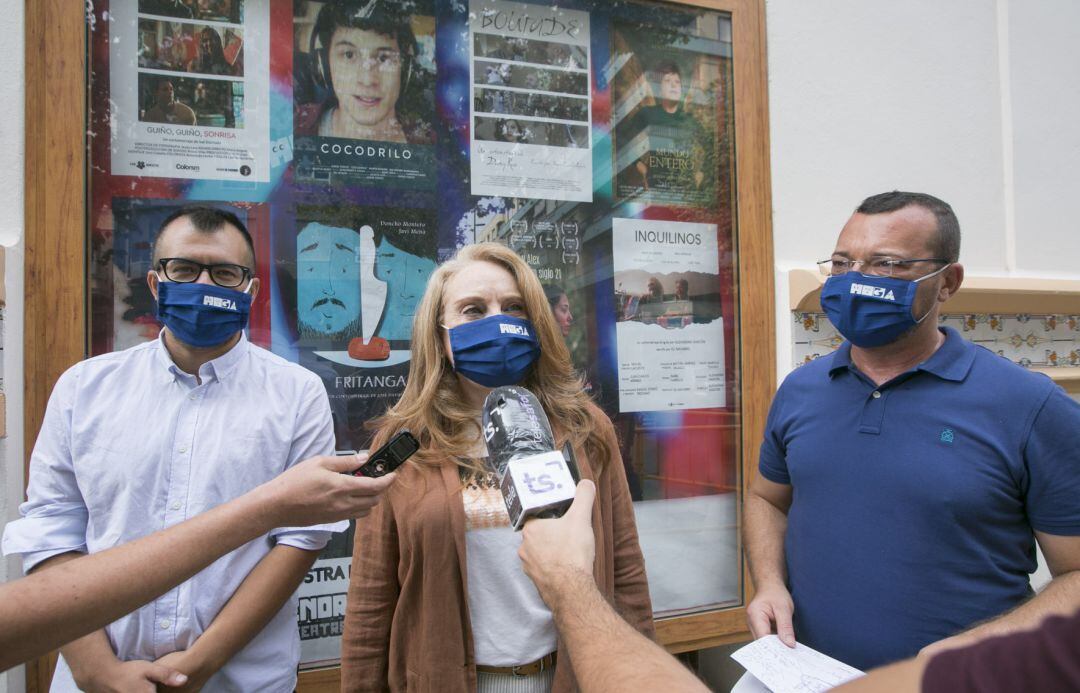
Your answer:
[610,20,722,208]
[468,0,592,202]
[612,218,725,413]
[292,0,437,189]
[110,1,270,182]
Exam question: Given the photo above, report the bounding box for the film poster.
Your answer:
[297,557,351,668]
[292,0,437,189]
[612,218,725,413]
[469,0,592,202]
[110,1,270,181]
[610,20,723,208]
[271,203,437,451]
[270,201,436,666]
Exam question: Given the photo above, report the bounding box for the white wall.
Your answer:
[701,1,1080,689]
[767,0,1080,372]
[0,0,25,688]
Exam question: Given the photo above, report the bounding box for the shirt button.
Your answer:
[160,619,171,629]
[189,394,197,401]
[171,501,182,510]
[872,391,882,399]
[178,446,188,453]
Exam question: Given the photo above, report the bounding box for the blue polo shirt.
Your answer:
[759,327,1080,670]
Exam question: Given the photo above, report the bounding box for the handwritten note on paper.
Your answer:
[730,636,864,692]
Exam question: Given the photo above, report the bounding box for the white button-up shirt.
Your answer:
[2,334,347,692]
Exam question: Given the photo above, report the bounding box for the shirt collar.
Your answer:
[155,329,250,383]
[828,326,974,382]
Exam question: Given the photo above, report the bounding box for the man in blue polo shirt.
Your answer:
[744,191,1080,670]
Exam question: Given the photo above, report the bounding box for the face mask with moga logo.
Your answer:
[445,314,541,387]
[820,265,949,348]
[156,280,253,348]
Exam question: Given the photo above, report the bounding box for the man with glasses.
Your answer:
[2,207,358,691]
[744,191,1080,670]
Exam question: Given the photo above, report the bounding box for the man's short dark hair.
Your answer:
[315,1,417,83]
[656,61,681,79]
[855,191,961,262]
[153,206,256,270]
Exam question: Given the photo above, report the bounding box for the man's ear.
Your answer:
[248,276,261,302]
[938,263,964,303]
[147,269,160,301]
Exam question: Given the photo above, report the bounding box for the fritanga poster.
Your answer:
[110,1,270,182]
[612,218,725,413]
[271,203,438,451]
[468,0,592,202]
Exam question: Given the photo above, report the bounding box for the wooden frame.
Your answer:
[24,0,88,689]
[21,0,771,688]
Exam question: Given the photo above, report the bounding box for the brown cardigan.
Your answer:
[340,405,655,692]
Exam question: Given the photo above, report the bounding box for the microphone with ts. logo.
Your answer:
[482,385,580,530]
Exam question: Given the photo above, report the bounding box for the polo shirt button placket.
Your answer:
[860,388,888,434]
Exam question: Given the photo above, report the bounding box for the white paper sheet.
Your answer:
[731,671,772,693]
[730,636,864,693]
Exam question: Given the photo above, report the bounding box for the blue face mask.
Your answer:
[446,314,541,388]
[156,279,253,348]
[820,265,949,348]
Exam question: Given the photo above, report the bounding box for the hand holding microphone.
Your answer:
[518,479,597,603]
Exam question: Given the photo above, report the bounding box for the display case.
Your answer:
[23,0,774,689]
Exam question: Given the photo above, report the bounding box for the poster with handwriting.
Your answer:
[468,0,592,201]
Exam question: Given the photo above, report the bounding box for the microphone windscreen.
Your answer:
[482,386,556,474]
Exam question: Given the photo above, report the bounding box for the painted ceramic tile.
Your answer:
[793,312,1080,370]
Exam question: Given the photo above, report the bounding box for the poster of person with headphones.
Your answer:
[293,0,437,190]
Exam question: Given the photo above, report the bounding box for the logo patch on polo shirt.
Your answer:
[940,428,955,444]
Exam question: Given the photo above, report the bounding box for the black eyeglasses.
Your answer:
[158,258,252,288]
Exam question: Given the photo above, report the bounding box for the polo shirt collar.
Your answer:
[828,326,975,382]
[916,326,974,381]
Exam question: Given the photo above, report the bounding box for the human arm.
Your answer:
[154,544,319,689]
[150,376,351,685]
[30,554,189,692]
[520,481,706,693]
[743,474,796,646]
[838,609,1080,693]
[0,455,394,673]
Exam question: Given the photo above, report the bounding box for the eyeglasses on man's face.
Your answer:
[817,256,949,279]
[157,257,251,288]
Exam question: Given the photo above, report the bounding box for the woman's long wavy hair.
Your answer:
[368,242,613,474]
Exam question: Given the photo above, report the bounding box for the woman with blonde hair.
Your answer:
[341,242,653,692]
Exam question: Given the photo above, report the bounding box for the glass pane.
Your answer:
[87,0,741,667]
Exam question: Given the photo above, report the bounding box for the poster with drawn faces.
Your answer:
[296,222,367,342]
[271,204,437,452]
